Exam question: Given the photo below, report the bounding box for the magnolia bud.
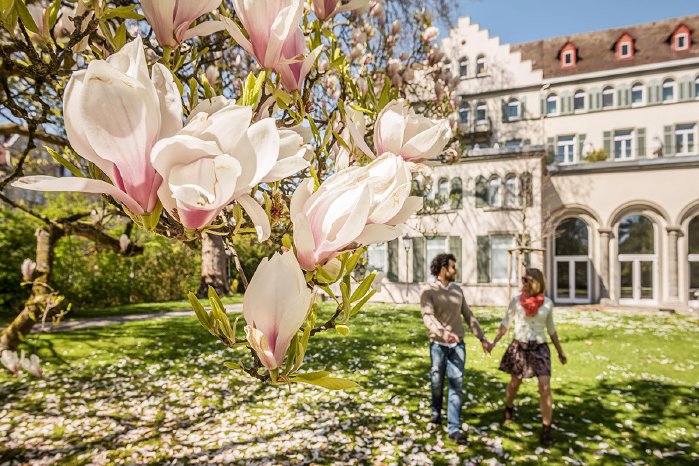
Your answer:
[21,259,35,282]
[119,234,131,253]
[391,20,402,35]
[422,26,439,42]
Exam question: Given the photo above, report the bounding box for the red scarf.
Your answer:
[520,292,544,317]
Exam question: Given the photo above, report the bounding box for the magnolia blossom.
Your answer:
[243,251,313,371]
[291,153,422,271]
[150,96,309,235]
[276,29,323,92]
[119,235,131,253]
[13,37,182,227]
[311,0,369,21]
[335,105,373,169]
[1,350,19,374]
[422,26,439,42]
[374,99,452,163]
[19,351,42,378]
[140,0,223,47]
[21,259,36,281]
[221,0,304,70]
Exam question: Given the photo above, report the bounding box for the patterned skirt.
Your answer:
[499,340,552,379]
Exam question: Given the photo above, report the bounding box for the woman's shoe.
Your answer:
[540,424,553,446]
[503,405,514,424]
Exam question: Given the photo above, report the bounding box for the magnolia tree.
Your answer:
[0,0,457,387]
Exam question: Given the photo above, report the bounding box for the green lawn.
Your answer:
[1,304,697,465]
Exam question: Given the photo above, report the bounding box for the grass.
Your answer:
[0,294,244,326]
[0,304,697,465]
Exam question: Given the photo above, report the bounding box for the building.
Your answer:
[369,15,699,311]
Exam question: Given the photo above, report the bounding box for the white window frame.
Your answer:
[573,90,585,111]
[458,101,470,125]
[476,103,487,123]
[662,79,676,102]
[425,236,448,280]
[676,32,689,51]
[562,50,574,67]
[487,176,501,207]
[690,252,699,307]
[602,86,615,108]
[366,243,388,273]
[675,124,696,156]
[503,175,518,208]
[546,94,558,115]
[631,82,644,106]
[459,58,468,77]
[557,135,576,164]
[554,257,592,304]
[491,235,516,284]
[695,76,699,100]
[613,129,634,160]
[618,255,658,305]
[476,55,486,75]
[619,42,632,58]
[507,99,521,121]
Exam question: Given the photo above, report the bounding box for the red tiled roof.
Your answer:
[511,15,699,78]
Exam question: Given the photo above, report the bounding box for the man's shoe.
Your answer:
[430,413,441,425]
[540,424,553,446]
[503,405,514,424]
[448,430,468,445]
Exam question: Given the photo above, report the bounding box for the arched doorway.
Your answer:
[617,215,656,304]
[554,218,591,303]
[689,216,699,306]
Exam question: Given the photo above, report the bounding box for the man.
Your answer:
[420,253,491,444]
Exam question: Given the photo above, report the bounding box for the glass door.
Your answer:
[554,258,590,303]
[618,256,657,304]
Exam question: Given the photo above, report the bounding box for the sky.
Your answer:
[449,0,699,44]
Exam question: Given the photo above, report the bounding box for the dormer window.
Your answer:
[559,42,577,68]
[670,24,692,52]
[614,33,635,60]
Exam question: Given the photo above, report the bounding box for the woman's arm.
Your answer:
[491,324,508,348]
[550,332,567,364]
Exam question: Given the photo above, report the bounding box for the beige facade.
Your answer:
[371,15,699,311]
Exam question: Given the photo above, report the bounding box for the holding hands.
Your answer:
[481,339,494,354]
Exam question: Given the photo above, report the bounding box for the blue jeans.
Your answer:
[429,342,465,434]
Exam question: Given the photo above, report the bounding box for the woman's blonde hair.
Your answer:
[524,268,546,295]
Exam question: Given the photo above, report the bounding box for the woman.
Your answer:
[490,268,567,446]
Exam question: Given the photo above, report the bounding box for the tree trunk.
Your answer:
[0,225,63,352]
[197,232,230,297]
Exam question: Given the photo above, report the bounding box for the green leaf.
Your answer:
[339,280,351,324]
[46,147,82,178]
[188,77,199,111]
[112,22,127,51]
[335,324,350,336]
[350,289,376,317]
[15,0,40,34]
[47,0,60,29]
[344,249,364,274]
[350,271,376,302]
[223,361,245,371]
[102,5,144,20]
[291,374,359,390]
[188,292,211,329]
[282,332,299,376]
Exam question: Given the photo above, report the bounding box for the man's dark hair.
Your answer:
[430,253,456,277]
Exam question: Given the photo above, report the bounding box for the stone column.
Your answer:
[598,228,613,301]
[666,226,681,300]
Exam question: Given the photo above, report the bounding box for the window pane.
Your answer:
[450,178,463,209]
[602,90,614,107]
[555,218,589,255]
[631,85,643,104]
[488,178,500,206]
[640,261,653,299]
[367,243,386,272]
[507,102,519,118]
[426,237,447,278]
[689,216,699,254]
[690,262,699,301]
[575,261,588,298]
[663,82,674,101]
[618,215,654,254]
[547,97,557,114]
[491,236,514,282]
[574,93,585,110]
[504,177,517,207]
[557,262,570,299]
[620,261,633,298]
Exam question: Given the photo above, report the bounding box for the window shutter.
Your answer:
[501,99,508,122]
[577,133,586,161]
[679,79,687,100]
[690,80,697,98]
[475,176,487,208]
[412,237,425,283]
[624,86,631,107]
[596,91,602,110]
[476,236,491,283]
[664,125,675,156]
[636,128,646,158]
[647,83,655,104]
[617,88,624,107]
[603,131,612,158]
[387,239,399,282]
[546,136,555,164]
[519,173,533,207]
[449,236,462,283]
[521,98,527,117]
[540,96,545,116]
[587,90,595,110]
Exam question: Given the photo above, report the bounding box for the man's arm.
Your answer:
[460,294,486,342]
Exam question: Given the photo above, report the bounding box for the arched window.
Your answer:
[602,86,614,108]
[554,218,590,302]
[631,82,644,105]
[450,177,463,209]
[459,57,468,77]
[573,90,585,111]
[487,176,501,207]
[695,76,699,99]
[475,175,487,207]
[689,216,699,302]
[476,55,486,75]
[503,174,518,208]
[618,215,655,254]
[506,98,521,120]
[546,93,558,115]
[438,178,448,208]
[476,102,487,123]
[662,79,676,102]
[458,98,470,124]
